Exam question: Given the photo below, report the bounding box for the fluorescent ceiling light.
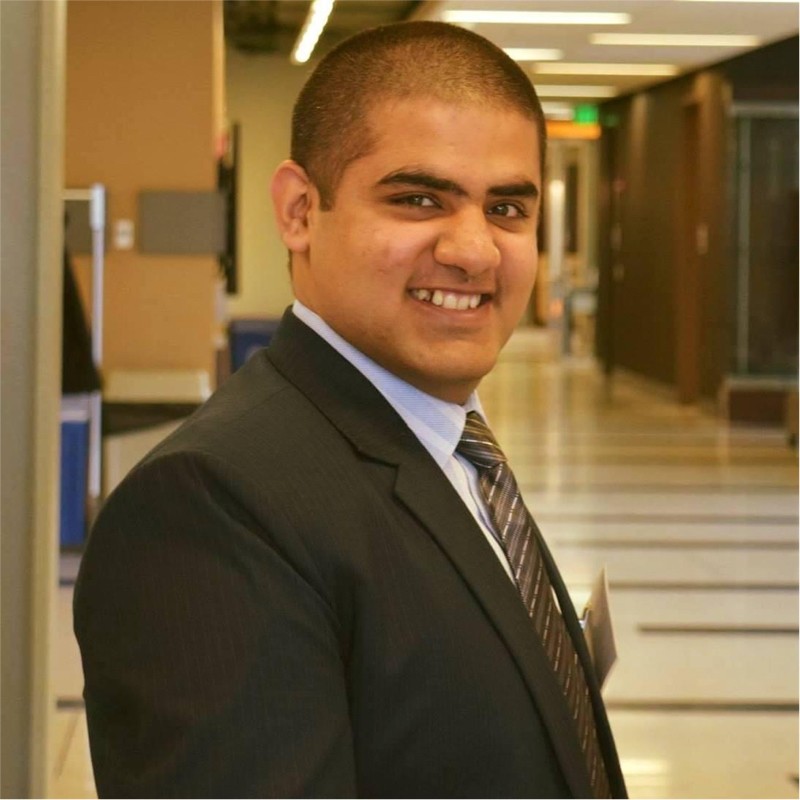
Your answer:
[535,85,617,98]
[291,0,335,64]
[444,10,631,25]
[591,33,761,46]
[504,48,564,61]
[535,62,680,76]
[540,102,575,120]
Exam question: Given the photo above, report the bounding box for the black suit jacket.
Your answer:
[75,310,626,798]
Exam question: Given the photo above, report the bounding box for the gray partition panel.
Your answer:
[64,199,96,255]
[139,190,226,255]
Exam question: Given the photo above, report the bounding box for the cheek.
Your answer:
[524,256,539,292]
[506,243,538,287]
[502,250,538,321]
[364,228,428,282]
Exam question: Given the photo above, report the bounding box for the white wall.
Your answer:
[225,48,310,319]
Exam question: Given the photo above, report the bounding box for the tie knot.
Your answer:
[457,411,507,471]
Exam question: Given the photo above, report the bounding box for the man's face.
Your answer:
[285,97,541,404]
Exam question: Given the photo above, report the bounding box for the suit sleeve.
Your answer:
[74,451,356,798]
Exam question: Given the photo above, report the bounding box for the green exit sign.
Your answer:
[573,104,599,124]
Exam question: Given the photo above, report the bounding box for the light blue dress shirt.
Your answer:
[292,300,514,580]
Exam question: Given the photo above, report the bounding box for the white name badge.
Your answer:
[581,566,618,691]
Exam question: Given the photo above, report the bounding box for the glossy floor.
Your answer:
[54,336,799,798]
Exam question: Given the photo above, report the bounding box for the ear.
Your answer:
[270,160,317,253]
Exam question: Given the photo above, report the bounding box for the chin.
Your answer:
[424,358,498,400]
[445,346,501,380]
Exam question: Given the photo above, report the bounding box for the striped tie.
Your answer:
[457,411,611,798]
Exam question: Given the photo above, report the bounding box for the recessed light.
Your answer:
[444,10,631,25]
[540,102,575,120]
[591,33,761,46]
[535,85,618,98]
[504,48,564,61]
[534,63,680,76]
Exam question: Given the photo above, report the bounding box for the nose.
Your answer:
[433,207,501,278]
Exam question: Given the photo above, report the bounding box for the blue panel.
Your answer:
[229,318,281,372]
[60,419,89,547]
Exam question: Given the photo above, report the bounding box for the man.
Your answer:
[75,21,627,798]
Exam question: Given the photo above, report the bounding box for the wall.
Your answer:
[596,36,798,399]
[1,1,66,794]
[65,0,225,377]
[602,87,681,387]
[224,48,309,319]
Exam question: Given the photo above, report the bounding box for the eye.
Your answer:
[390,194,439,209]
[488,202,528,219]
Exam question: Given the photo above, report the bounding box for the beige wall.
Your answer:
[224,48,309,319]
[2,1,66,794]
[65,0,225,376]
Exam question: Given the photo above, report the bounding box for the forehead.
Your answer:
[354,97,541,186]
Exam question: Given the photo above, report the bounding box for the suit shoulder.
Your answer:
[107,349,358,516]
[141,351,316,466]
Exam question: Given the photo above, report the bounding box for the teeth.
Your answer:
[410,289,483,310]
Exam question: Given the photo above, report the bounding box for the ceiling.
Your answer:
[225,0,799,114]
[224,1,419,56]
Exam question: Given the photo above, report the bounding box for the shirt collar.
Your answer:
[292,300,483,468]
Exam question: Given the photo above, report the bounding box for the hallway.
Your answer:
[54,334,799,798]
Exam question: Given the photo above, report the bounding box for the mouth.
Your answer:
[408,288,491,311]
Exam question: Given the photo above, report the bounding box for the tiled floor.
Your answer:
[54,334,799,798]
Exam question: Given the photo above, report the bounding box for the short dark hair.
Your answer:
[291,20,546,209]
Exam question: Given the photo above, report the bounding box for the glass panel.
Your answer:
[734,113,799,376]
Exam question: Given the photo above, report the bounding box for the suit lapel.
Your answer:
[392,464,593,798]
[267,310,595,797]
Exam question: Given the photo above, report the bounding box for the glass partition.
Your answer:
[732,107,798,377]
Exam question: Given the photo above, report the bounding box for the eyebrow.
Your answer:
[490,181,540,199]
[377,169,539,200]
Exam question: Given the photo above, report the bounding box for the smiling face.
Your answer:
[272,97,542,404]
